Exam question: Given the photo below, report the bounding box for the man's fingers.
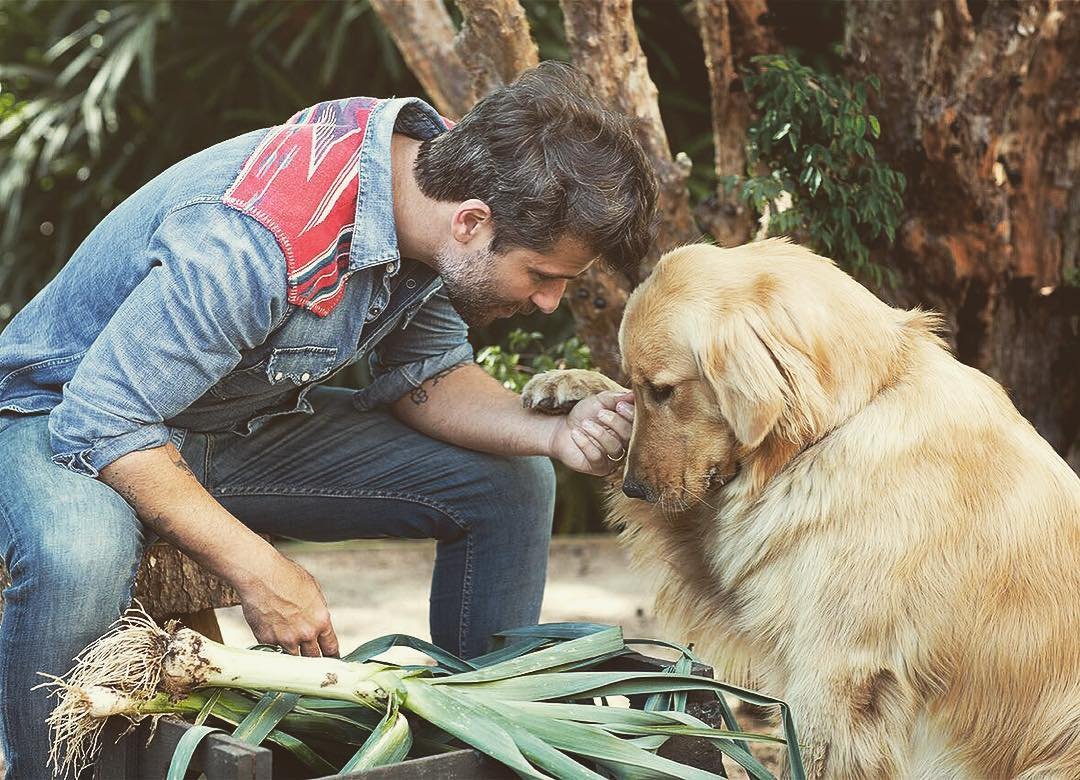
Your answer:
[596,390,635,423]
[299,639,322,657]
[570,428,603,464]
[574,426,627,479]
[596,409,632,441]
[581,420,624,458]
[595,389,632,407]
[319,626,340,659]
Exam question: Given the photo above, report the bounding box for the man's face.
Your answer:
[436,235,596,327]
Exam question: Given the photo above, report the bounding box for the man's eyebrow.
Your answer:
[532,265,594,281]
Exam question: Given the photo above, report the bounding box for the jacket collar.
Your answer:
[348,97,449,273]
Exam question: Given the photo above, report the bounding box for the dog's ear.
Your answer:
[696,318,785,449]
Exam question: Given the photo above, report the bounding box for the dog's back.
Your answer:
[876,337,1080,777]
[824,325,1080,776]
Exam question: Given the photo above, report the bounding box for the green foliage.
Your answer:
[724,54,906,285]
[477,328,602,535]
[476,328,592,393]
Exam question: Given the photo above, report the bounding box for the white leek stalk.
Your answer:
[39,610,392,777]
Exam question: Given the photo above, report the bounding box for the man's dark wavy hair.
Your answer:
[414,61,659,279]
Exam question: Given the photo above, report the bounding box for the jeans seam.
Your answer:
[458,533,474,656]
[210,486,471,534]
[203,433,215,492]
[0,497,24,771]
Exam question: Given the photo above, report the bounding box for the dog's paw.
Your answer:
[520,369,627,415]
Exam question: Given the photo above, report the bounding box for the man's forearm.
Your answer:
[99,443,278,591]
[390,363,559,456]
[100,443,340,655]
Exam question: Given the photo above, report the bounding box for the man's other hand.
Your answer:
[549,389,634,476]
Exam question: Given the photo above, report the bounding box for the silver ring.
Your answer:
[605,448,626,462]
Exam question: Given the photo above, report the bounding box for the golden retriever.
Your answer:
[522,239,1080,779]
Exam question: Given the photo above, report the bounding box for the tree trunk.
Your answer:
[454,0,539,98]
[694,0,779,245]
[368,0,477,119]
[844,0,1079,467]
[371,0,1078,464]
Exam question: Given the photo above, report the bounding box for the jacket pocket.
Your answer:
[208,346,338,400]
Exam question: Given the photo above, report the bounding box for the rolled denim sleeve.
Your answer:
[48,203,287,477]
[353,287,474,411]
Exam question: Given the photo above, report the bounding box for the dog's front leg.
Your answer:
[780,662,918,779]
[520,368,627,414]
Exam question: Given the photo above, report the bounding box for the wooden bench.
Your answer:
[0,541,240,641]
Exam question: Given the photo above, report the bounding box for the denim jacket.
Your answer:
[0,96,473,477]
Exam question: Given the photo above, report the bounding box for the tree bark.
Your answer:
[844,0,1079,467]
[727,0,777,61]
[454,0,539,96]
[368,0,476,119]
[694,0,779,246]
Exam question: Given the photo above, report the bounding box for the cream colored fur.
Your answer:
[527,239,1080,779]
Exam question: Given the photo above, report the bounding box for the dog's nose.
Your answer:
[622,477,653,501]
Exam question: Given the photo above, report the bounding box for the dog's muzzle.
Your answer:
[622,476,657,502]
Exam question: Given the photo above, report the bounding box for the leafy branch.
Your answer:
[723,53,906,285]
[477,328,592,393]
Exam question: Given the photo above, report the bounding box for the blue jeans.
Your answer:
[0,387,555,778]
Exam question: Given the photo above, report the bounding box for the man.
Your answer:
[0,61,657,777]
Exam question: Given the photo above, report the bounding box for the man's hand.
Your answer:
[548,390,635,476]
[100,443,340,658]
[236,552,340,657]
[390,363,634,475]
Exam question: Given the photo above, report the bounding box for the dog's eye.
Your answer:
[649,384,674,403]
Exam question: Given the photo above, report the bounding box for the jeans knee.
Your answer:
[472,455,555,544]
[503,455,556,531]
[509,455,557,513]
[7,523,143,622]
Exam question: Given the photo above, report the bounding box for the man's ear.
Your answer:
[696,317,785,450]
[450,199,492,244]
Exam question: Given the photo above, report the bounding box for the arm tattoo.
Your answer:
[172,456,197,479]
[409,362,469,406]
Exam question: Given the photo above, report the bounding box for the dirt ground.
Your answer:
[217,534,668,664]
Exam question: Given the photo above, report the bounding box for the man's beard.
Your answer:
[436,243,531,327]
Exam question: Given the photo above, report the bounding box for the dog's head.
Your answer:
[617,239,921,506]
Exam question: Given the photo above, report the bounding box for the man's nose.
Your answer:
[532,280,567,314]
